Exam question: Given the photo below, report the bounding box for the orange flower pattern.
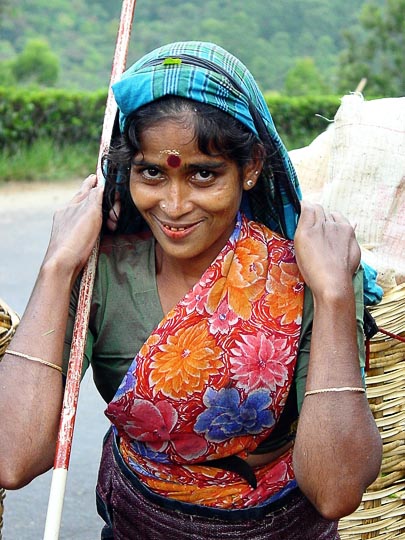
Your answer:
[149,321,223,399]
[105,214,304,509]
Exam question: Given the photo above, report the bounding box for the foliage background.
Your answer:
[0,0,403,182]
[1,0,399,96]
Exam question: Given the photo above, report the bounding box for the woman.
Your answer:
[0,42,381,539]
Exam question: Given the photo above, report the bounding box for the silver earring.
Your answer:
[246,179,254,187]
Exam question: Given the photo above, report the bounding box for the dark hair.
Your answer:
[102,96,267,233]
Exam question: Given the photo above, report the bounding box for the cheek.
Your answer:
[129,182,155,211]
[203,184,243,214]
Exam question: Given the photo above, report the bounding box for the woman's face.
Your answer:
[129,118,256,270]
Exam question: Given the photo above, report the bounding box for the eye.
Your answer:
[142,167,162,180]
[132,166,164,183]
[192,169,215,184]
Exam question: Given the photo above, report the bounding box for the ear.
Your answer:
[242,145,264,191]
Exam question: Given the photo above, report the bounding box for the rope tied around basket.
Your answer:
[377,328,405,343]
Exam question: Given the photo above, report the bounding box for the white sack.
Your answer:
[289,94,405,289]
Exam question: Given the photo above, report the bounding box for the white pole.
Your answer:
[42,1,137,537]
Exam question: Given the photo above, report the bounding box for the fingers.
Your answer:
[298,200,352,229]
[295,200,361,282]
[298,200,330,230]
[329,210,351,225]
[71,174,103,204]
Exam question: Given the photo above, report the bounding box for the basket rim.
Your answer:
[0,297,20,329]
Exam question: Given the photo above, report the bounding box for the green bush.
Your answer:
[11,39,60,86]
[265,94,341,149]
[0,87,107,151]
[0,88,342,154]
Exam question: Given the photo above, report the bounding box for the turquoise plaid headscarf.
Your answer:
[112,41,301,240]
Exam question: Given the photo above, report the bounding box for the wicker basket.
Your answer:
[339,283,405,539]
[0,298,20,540]
[0,298,20,358]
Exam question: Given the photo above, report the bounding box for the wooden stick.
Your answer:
[43,1,137,538]
[355,77,367,93]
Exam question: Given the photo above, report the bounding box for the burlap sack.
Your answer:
[288,126,333,203]
[290,94,405,290]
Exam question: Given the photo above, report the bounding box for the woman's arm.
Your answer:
[292,201,382,520]
[0,175,103,489]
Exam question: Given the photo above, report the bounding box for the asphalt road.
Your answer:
[0,181,109,540]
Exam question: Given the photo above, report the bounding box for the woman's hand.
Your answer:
[43,174,104,277]
[294,200,361,296]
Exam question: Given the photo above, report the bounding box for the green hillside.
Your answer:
[1,0,368,92]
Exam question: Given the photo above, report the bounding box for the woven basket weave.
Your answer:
[0,298,20,358]
[338,283,405,539]
[0,298,20,540]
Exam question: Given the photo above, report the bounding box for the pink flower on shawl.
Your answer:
[182,281,209,315]
[244,454,294,506]
[122,399,207,460]
[208,299,239,334]
[230,332,292,392]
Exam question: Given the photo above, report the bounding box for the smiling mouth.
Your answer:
[157,218,201,239]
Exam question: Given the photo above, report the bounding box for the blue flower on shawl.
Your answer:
[129,440,171,465]
[195,387,274,442]
[113,363,137,400]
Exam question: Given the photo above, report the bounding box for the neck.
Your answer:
[155,244,205,288]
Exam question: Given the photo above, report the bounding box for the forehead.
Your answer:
[140,118,195,143]
[137,120,200,161]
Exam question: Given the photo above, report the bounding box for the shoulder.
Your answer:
[99,231,154,255]
[95,232,156,296]
[244,216,295,250]
[98,232,154,269]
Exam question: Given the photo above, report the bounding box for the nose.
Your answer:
[161,182,193,217]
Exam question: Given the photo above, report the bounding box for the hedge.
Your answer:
[0,87,107,152]
[0,87,342,152]
[265,94,341,148]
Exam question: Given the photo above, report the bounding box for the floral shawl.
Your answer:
[105,214,304,508]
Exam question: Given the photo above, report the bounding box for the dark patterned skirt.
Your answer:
[96,429,340,540]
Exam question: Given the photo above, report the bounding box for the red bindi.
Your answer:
[167,154,181,168]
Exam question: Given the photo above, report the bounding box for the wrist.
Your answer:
[40,256,79,289]
[312,280,355,310]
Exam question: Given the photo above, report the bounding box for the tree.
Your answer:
[337,0,405,96]
[0,0,372,91]
[11,39,59,86]
[284,57,330,96]
[0,0,9,18]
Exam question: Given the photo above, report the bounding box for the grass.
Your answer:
[0,134,313,185]
[0,139,99,183]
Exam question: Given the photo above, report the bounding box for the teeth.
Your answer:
[165,225,186,231]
